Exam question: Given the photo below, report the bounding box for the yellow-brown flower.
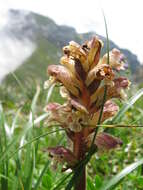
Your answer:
[47,36,129,116]
[44,36,130,169]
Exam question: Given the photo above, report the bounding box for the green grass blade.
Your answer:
[112,88,143,123]
[11,108,22,135]
[12,158,22,190]
[100,158,143,190]
[5,129,63,161]
[29,86,40,124]
[0,113,49,164]
[24,102,35,190]
[33,113,49,125]
[77,9,109,189]
[102,10,110,64]
[52,173,72,190]
[20,87,40,186]
[65,11,110,190]
[46,83,56,103]
[91,9,109,143]
[87,176,96,190]
[34,160,50,190]
[0,106,9,190]
[65,150,95,190]
[0,106,4,188]
[10,72,27,98]
[0,173,13,183]
[23,141,32,190]
[30,86,40,114]
[24,144,35,190]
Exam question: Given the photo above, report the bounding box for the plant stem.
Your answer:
[73,132,86,190]
[74,166,86,190]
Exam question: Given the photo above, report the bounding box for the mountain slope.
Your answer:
[3,9,141,86]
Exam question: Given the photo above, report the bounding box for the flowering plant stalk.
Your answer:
[44,36,130,190]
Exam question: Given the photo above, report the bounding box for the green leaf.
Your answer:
[87,176,96,190]
[136,177,143,187]
[95,175,103,189]
[34,160,50,190]
[112,88,143,123]
[42,169,53,189]
[92,10,109,141]
[100,158,143,190]
[11,176,19,190]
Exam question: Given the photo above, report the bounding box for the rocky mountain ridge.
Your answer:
[2,9,141,84]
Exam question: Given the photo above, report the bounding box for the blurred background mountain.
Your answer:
[1,9,143,91]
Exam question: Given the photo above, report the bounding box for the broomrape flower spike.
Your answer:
[44,36,130,190]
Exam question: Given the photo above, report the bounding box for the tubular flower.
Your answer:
[46,146,77,167]
[86,132,123,151]
[44,36,130,170]
[101,48,127,71]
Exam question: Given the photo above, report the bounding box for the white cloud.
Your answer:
[0,9,36,81]
[0,33,36,81]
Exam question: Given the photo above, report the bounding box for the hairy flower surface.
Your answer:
[86,132,123,151]
[47,146,77,166]
[44,36,130,169]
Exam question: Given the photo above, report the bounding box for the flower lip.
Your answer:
[45,102,61,112]
[47,65,60,76]
[101,48,127,71]
[70,99,88,113]
[114,77,130,88]
[89,100,119,126]
[86,64,115,87]
[95,132,123,150]
[63,41,87,58]
[46,146,78,166]
[47,64,82,97]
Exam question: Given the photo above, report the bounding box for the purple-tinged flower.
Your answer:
[101,48,127,71]
[46,146,77,167]
[44,36,130,172]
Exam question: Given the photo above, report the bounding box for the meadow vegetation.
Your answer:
[0,14,143,189]
[0,48,143,190]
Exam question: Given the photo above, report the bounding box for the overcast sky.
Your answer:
[0,0,143,63]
